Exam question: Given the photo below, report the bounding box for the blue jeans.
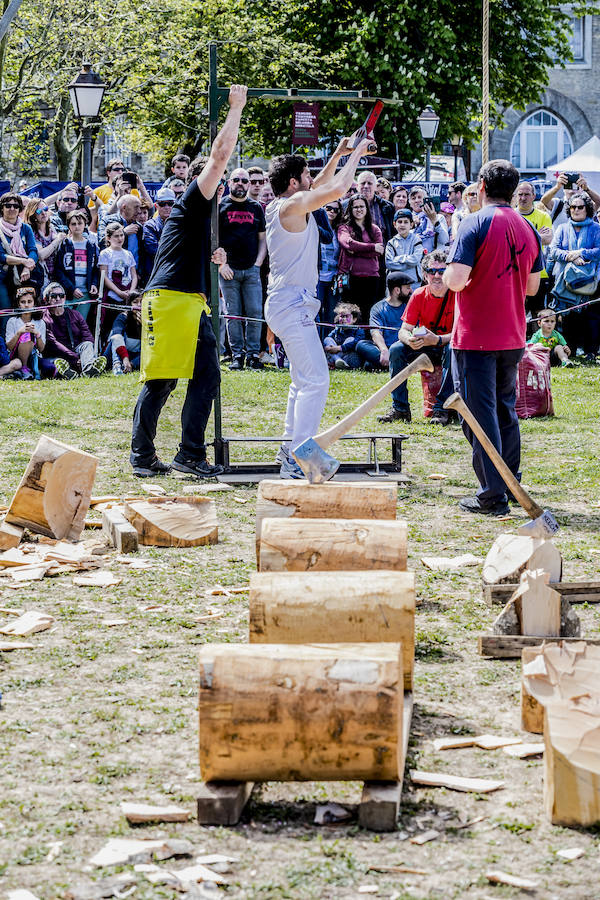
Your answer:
[356,339,386,369]
[388,341,452,413]
[452,348,523,505]
[219,266,263,358]
[0,278,12,339]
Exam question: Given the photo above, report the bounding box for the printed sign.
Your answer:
[292,103,319,146]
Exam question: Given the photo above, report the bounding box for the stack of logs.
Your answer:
[197,479,416,831]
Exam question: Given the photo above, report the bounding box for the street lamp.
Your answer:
[68,63,106,187]
[451,134,464,181]
[417,105,440,183]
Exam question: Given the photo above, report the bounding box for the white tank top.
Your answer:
[265,198,319,300]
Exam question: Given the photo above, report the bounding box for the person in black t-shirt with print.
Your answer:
[130,84,247,479]
[218,168,267,370]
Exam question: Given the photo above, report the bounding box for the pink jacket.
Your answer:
[337,223,383,278]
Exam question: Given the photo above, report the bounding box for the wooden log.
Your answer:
[521,648,544,734]
[196,781,254,826]
[482,534,562,585]
[102,506,139,553]
[259,518,407,572]
[479,635,600,659]
[484,581,600,607]
[544,701,600,826]
[0,521,23,550]
[359,692,413,831]
[123,496,217,547]
[255,480,397,561]
[5,436,98,541]
[249,571,415,689]
[518,570,561,638]
[199,643,404,782]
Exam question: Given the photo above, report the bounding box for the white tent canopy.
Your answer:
[546,135,600,192]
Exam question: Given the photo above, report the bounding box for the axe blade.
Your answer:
[292,438,340,484]
[517,509,559,539]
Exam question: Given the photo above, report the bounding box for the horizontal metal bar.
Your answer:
[211,87,401,105]
[221,433,408,443]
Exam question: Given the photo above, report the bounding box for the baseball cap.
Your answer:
[156,187,176,202]
[394,208,413,221]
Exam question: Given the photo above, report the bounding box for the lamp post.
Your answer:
[68,63,106,186]
[451,134,463,180]
[417,105,440,184]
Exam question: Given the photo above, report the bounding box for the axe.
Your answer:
[443,392,559,538]
[292,353,434,483]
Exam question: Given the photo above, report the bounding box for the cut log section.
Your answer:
[517,569,561,637]
[521,648,545,734]
[199,643,404,782]
[249,571,415,689]
[5,436,98,540]
[255,480,396,561]
[0,521,24,550]
[482,533,562,585]
[102,506,139,553]
[259,518,407,572]
[123,496,217,547]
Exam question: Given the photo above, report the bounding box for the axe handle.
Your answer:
[443,392,543,520]
[315,353,434,450]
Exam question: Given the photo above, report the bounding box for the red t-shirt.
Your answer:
[448,205,543,351]
[402,284,455,335]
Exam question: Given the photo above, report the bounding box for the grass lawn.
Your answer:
[0,362,599,899]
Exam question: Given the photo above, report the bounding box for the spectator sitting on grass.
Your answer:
[110,296,142,375]
[41,282,106,379]
[355,271,414,370]
[0,331,22,378]
[323,302,365,369]
[5,285,46,379]
[527,308,572,367]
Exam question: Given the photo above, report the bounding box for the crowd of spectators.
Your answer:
[2,158,600,407]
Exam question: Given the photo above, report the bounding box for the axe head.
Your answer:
[517,509,559,539]
[292,439,340,484]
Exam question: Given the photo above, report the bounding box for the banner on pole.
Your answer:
[292,103,319,146]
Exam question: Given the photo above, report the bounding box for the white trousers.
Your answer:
[265,290,329,453]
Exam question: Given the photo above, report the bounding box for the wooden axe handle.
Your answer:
[316,353,434,450]
[443,392,543,519]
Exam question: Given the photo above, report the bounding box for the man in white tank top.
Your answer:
[265,138,374,478]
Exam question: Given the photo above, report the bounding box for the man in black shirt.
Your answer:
[218,168,267,369]
[130,84,247,478]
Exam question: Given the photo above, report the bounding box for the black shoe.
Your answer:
[377,406,411,424]
[429,410,450,425]
[458,495,510,516]
[246,355,264,370]
[229,356,245,371]
[171,457,225,478]
[132,457,172,478]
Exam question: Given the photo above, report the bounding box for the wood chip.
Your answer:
[90,496,121,506]
[73,571,122,587]
[433,734,521,752]
[204,585,248,597]
[453,815,486,830]
[194,611,224,624]
[169,863,228,885]
[0,641,35,651]
[7,891,41,900]
[140,604,169,612]
[121,802,190,824]
[486,869,538,890]
[556,847,585,861]
[368,865,428,876]
[233,495,249,504]
[410,770,504,793]
[0,607,24,616]
[314,802,352,824]
[9,562,53,582]
[432,735,478,751]
[421,554,483,571]
[84,519,103,529]
[89,837,192,867]
[503,742,544,759]
[428,473,447,480]
[475,734,522,750]
[116,557,152,569]
[0,610,54,636]
[182,483,233,493]
[410,829,440,845]
[102,619,129,627]
[141,483,167,496]
[357,888,379,895]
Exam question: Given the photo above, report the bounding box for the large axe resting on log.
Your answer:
[443,392,559,538]
[292,354,433,483]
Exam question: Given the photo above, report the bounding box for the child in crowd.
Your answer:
[0,332,22,378]
[55,210,100,322]
[4,285,46,379]
[109,295,142,375]
[528,308,572,367]
[384,208,423,291]
[323,302,365,369]
[98,222,137,339]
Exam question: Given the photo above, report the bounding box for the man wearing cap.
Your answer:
[356,271,414,372]
[385,208,424,291]
[142,188,175,284]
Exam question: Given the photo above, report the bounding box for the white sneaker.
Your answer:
[279,455,304,479]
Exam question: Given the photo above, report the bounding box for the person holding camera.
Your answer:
[408,187,449,253]
[541,173,600,227]
[5,285,46,379]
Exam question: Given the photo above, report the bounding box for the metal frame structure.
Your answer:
[207,41,402,477]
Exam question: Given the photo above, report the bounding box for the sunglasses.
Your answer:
[49,292,65,299]
[465,193,478,199]
[250,178,265,185]
[157,200,174,207]
[570,204,586,210]
[61,197,77,203]
[3,202,20,209]
[111,166,125,172]
[427,267,447,275]
[231,177,249,184]
[325,205,340,212]
[36,206,49,214]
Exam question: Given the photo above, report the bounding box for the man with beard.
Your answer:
[218,167,267,369]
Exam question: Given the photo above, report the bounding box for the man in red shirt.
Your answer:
[444,159,543,515]
[378,250,455,424]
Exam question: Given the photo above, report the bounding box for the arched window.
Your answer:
[510,111,573,172]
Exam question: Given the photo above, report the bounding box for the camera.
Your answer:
[121,171,138,188]
[563,172,579,188]
[77,187,86,208]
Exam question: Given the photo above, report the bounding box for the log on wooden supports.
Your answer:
[102,507,139,553]
[249,570,415,689]
[484,580,600,606]
[482,534,562,585]
[199,643,404,782]
[0,521,23,550]
[259,518,407,572]
[255,480,397,561]
[5,436,98,540]
[123,496,217,547]
[521,648,544,734]
[479,635,600,659]
[544,701,600,826]
[196,781,254,826]
[359,692,413,831]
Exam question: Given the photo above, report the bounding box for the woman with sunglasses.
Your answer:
[24,198,67,291]
[337,195,384,322]
[0,193,38,335]
[451,184,481,239]
[318,201,343,325]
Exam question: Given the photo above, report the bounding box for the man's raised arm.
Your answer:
[197,85,248,199]
[284,138,375,220]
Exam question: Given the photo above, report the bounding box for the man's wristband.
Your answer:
[437,335,443,347]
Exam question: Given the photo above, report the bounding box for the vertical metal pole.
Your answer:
[482,0,490,165]
[208,41,224,466]
[453,149,459,181]
[425,143,431,183]
[82,122,92,186]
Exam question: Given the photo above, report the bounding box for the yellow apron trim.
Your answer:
[139,288,210,382]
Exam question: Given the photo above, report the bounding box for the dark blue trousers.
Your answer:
[388,341,453,413]
[452,348,523,505]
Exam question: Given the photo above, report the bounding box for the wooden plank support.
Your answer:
[259,518,407,572]
[479,635,600,659]
[359,692,413,831]
[484,581,600,607]
[0,521,24,550]
[196,781,254,826]
[102,507,139,553]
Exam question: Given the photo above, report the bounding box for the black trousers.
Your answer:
[130,313,220,466]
